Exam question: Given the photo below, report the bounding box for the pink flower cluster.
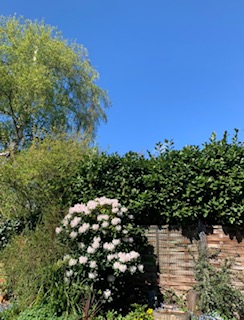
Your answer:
[56,197,143,295]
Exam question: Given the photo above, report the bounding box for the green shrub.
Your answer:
[0,206,66,311]
[194,247,244,318]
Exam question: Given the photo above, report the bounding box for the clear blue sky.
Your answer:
[1,0,244,154]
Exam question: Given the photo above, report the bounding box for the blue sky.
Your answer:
[1,0,244,154]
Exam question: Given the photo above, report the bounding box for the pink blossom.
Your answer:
[89,261,97,268]
[87,200,98,210]
[107,254,117,261]
[78,223,90,234]
[92,237,101,249]
[70,203,90,214]
[92,241,100,249]
[112,207,119,213]
[87,246,96,254]
[79,256,88,264]
[121,207,128,213]
[111,217,121,225]
[92,224,99,230]
[112,239,120,246]
[102,221,109,228]
[55,227,62,234]
[97,214,109,221]
[118,264,127,272]
[69,258,77,266]
[113,261,121,270]
[70,216,82,228]
[103,242,115,251]
[70,231,78,239]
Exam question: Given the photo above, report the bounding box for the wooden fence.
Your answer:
[145,225,244,295]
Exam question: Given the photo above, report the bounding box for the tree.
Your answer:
[0,15,110,150]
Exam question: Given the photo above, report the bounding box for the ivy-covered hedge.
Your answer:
[70,131,244,226]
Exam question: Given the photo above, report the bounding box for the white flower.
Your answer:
[92,224,99,230]
[92,237,101,249]
[63,254,71,261]
[115,225,122,231]
[129,266,137,274]
[97,214,109,221]
[103,242,115,251]
[87,200,98,210]
[102,221,109,228]
[87,246,96,254]
[78,223,90,234]
[128,237,134,243]
[113,261,121,270]
[122,229,128,234]
[121,207,128,213]
[69,258,77,266]
[70,231,78,239]
[138,264,144,272]
[112,207,119,213]
[103,289,111,299]
[89,260,97,268]
[66,270,73,277]
[69,203,89,215]
[128,214,134,219]
[112,239,120,246]
[111,217,121,225]
[88,272,97,279]
[118,264,127,272]
[55,227,62,234]
[107,254,117,261]
[79,256,88,264]
[70,216,81,228]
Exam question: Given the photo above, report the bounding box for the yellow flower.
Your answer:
[147,308,153,315]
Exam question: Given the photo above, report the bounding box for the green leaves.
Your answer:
[0,15,110,150]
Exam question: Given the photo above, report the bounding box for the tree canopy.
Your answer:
[0,15,110,150]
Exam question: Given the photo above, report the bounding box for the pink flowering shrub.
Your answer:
[55,197,144,302]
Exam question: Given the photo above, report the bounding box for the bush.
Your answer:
[55,197,147,312]
[0,205,66,311]
[194,247,244,319]
[0,135,89,224]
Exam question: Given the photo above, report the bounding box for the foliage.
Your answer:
[70,130,244,226]
[4,304,79,320]
[55,197,145,310]
[0,15,110,150]
[0,207,66,311]
[194,247,244,319]
[94,305,154,320]
[0,135,89,224]
[0,216,24,249]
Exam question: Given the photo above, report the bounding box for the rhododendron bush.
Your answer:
[55,197,144,302]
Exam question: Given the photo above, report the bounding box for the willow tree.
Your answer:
[0,15,110,150]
